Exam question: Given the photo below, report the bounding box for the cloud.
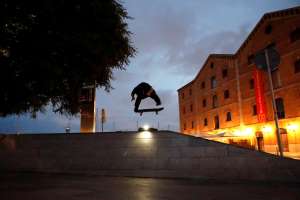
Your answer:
[2,0,299,133]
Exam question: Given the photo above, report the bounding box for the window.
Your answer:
[253,105,257,116]
[222,68,228,78]
[280,128,289,152]
[183,123,186,130]
[248,54,254,65]
[190,104,193,112]
[201,81,205,89]
[204,118,208,126]
[290,28,300,43]
[249,79,254,89]
[202,99,206,107]
[214,115,220,129]
[295,59,300,73]
[210,62,214,69]
[275,98,285,119]
[80,87,94,102]
[256,132,264,151]
[183,106,186,114]
[182,92,185,99]
[191,121,194,129]
[226,112,232,121]
[224,90,230,99]
[212,95,218,108]
[189,88,192,96]
[271,69,281,89]
[265,24,272,34]
[211,76,217,89]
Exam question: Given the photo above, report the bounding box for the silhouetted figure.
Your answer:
[131,82,161,112]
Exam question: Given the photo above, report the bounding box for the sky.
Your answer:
[1,0,300,133]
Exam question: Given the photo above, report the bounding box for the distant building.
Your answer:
[177,6,300,159]
[80,85,96,133]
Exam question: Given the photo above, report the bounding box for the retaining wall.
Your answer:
[0,131,300,182]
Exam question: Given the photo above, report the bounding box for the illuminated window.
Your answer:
[222,68,228,78]
[280,128,289,152]
[224,90,230,99]
[253,105,257,116]
[249,79,254,89]
[204,118,208,126]
[214,115,220,129]
[201,81,205,89]
[256,131,264,151]
[212,95,218,108]
[290,28,300,43]
[226,112,232,121]
[275,98,285,119]
[211,76,217,89]
[202,99,206,107]
[294,59,300,73]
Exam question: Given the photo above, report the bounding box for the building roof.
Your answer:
[177,6,300,92]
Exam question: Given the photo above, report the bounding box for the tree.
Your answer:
[0,0,135,117]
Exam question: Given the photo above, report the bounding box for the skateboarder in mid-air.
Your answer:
[131,82,161,112]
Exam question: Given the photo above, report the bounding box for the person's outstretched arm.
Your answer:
[131,88,136,101]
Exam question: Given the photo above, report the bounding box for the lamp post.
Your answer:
[264,49,283,157]
[254,46,283,157]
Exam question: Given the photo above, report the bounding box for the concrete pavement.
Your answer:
[1,173,300,200]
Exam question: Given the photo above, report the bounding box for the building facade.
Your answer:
[178,7,300,159]
[80,85,96,133]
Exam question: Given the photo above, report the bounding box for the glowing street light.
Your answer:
[143,124,150,131]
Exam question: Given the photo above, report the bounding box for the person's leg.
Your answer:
[134,96,142,112]
[150,91,161,106]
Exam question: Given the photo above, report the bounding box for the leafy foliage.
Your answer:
[0,0,135,116]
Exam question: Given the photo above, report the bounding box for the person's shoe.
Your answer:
[134,108,139,112]
[156,102,161,106]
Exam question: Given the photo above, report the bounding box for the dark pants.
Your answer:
[134,91,161,112]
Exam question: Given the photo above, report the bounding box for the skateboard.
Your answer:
[136,107,164,116]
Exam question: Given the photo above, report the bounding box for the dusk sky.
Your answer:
[1,0,299,133]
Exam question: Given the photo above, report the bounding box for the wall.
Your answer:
[1,131,300,182]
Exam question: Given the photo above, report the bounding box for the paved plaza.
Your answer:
[1,173,300,200]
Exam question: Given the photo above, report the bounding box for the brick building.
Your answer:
[177,6,300,159]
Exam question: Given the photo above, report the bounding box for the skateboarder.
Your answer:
[131,82,161,112]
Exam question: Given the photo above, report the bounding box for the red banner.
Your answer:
[253,68,267,122]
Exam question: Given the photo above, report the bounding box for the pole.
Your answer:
[264,49,283,157]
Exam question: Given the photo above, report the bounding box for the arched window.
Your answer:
[275,98,285,119]
[204,118,208,126]
[214,115,219,130]
[280,128,289,152]
[290,27,300,42]
[212,95,218,108]
[211,76,217,89]
[202,99,206,107]
[226,112,232,121]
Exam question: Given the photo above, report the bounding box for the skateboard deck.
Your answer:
[136,107,164,116]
